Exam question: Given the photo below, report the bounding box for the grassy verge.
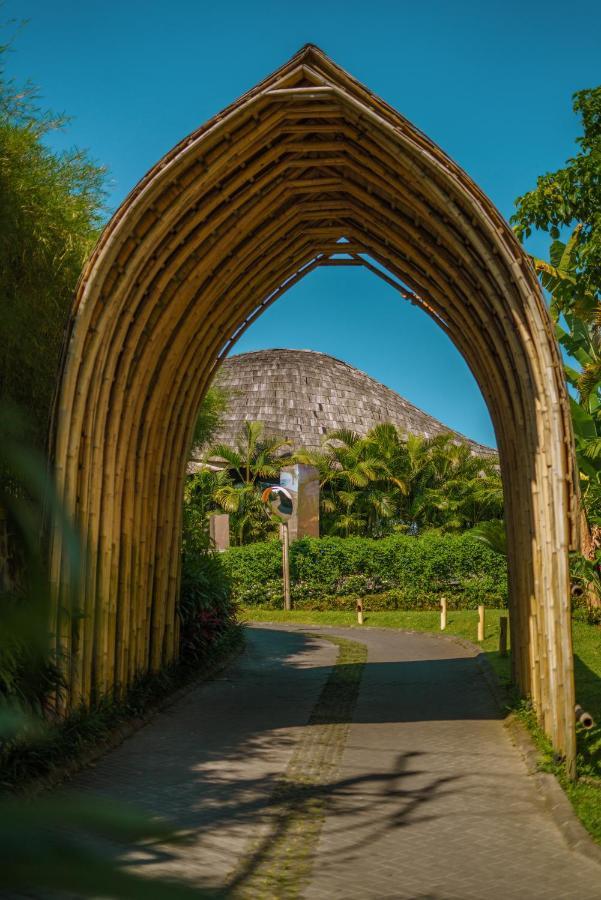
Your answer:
[514,701,601,846]
[242,607,513,683]
[522,618,601,844]
[0,626,244,794]
[242,606,601,845]
[228,636,367,897]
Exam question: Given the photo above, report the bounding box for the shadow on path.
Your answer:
[56,625,601,900]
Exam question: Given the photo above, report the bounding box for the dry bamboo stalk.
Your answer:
[48,44,577,773]
[499,616,508,657]
[478,606,485,643]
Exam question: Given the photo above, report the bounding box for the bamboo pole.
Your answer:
[357,598,364,625]
[478,606,485,643]
[499,616,508,657]
[48,44,577,774]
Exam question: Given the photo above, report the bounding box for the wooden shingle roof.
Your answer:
[206,348,494,455]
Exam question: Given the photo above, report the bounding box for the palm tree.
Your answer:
[404,434,503,532]
[211,421,290,486]
[299,426,503,537]
[471,519,507,556]
[186,417,504,545]
[190,386,229,453]
[208,422,291,545]
[297,428,397,536]
[183,466,233,551]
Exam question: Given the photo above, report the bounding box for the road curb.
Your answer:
[442,633,601,869]
[13,638,245,799]
[397,629,601,868]
[505,715,601,867]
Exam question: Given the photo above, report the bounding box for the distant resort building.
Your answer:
[193,349,493,461]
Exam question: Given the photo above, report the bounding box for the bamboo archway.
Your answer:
[51,45,579,771]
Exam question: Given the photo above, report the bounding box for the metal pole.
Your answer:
[282,522,291,611]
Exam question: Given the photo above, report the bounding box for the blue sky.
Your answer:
[6,0,601,446]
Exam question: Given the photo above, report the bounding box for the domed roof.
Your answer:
[207,349,493,455]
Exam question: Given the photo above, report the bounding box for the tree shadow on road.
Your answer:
[107,748,459,897]
[62,626,504,895]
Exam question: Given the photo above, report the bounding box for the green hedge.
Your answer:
[221,533,508,610]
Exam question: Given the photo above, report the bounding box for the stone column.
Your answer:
[209,513,230,551]
[279,464,320,541]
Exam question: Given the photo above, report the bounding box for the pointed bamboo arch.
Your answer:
[51,45,579,770]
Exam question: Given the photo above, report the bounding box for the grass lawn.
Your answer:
[241,606,601,844]
[241,607,513,682]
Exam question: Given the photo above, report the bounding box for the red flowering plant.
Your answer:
[178,502,239,663]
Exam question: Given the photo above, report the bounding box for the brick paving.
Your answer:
[298,626,601,899]
[66,625,601,899]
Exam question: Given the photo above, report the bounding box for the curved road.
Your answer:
[70,625,601,899]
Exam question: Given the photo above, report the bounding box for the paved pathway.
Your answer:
[68,625,601,898]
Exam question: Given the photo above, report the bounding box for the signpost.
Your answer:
[261,485,295,612]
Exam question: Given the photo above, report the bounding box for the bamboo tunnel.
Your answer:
[50,44,579,773]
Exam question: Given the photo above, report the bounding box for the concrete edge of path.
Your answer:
[249,619,601,869]
[14,638,246,800]
[505,715,601,868]
[452,633,601,870]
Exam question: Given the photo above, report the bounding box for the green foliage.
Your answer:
[179,550,238,662]
[512,86,601,301]
[183,467,232,552]
[215,479,279,546]
[298,426,502,539]
[187,409,503,547]
[191,386,230,450]
[513,84,601,585]
[570,552,601,624]
[535,233,601,526]
[223,533,508,609]
[0,43,106,449]
[189,420,289,545]
[0,404,72,713]
[397,432,502,532]
[297,424,400,537]
[0,400,220,896]
[180,423,241,665]
[211,420,290,485]
[471,519,507,556]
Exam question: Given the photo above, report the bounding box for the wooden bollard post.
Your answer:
[440,597,447,630]
[281,522,291,611]
[357,598,364,625]
[499,615,508,656]
[477,605,485,642]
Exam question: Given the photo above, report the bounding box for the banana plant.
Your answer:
[528,227,601,527]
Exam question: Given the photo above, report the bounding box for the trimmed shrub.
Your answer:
[178,551,239,662]
[222,533,508,610]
